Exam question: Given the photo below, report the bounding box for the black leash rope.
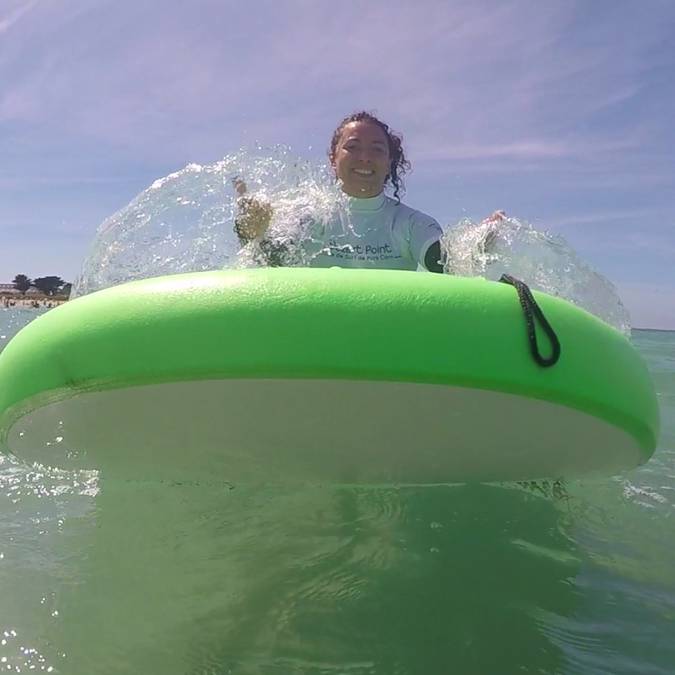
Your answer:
[499,274,561,367]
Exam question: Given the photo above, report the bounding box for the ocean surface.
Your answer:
[0,307,673,675]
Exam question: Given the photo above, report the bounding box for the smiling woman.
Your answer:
[233,111,446,272]
[328,111,410,201]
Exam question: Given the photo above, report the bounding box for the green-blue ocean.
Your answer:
[1,307,673,675]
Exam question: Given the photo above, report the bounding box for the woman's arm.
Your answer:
[423,210,506,274]
[424,241,444,273]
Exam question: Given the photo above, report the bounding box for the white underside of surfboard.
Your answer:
[6,379,641,483]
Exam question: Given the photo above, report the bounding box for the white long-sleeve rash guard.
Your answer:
[302,192,442,271]
[238,191,443,271]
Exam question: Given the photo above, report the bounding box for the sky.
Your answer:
[1,0,674,328]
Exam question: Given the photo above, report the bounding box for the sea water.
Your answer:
[1,311,674,674]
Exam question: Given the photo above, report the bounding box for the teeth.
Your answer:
[354,169,374,176]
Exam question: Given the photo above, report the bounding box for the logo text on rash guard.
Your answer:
[326,240,398,261]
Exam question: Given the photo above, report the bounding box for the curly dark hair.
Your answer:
[328,111,411,203]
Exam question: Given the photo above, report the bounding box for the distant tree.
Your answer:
[32,276,65,296]
[61,282,73,298]
[12,274,32,294]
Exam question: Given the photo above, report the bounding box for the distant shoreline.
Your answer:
[1,293,68,308]
[633,327,675,334]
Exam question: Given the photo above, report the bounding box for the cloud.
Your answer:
[414,136,643,162]
[0,174,144,189]
[0,0,38,35]
[0,1,670,162]
[547,208,663,230]
[617,282,675,330]
[615,231,675,259]
[544,209,674,262]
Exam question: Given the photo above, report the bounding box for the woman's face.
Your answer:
[332,121,391,198]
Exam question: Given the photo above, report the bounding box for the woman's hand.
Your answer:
[232,178,273,242]
[479,210,507,253]
[481,210,507,225]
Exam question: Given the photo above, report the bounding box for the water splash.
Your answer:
[73,148,630,334]
[440,216,631,334]
[73,147,338,296]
